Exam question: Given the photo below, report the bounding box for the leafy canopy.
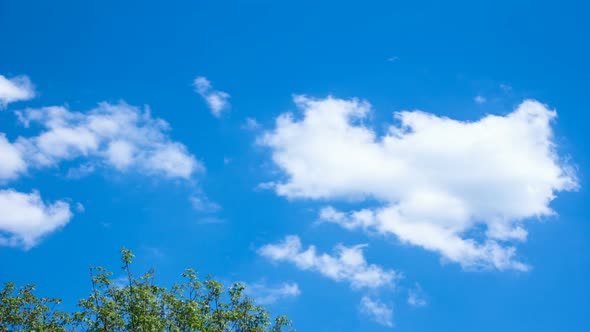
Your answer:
[0,248,294,332]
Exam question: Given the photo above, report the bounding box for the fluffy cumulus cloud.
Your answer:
[244,282,301,305]
[260,96,577,271]
[194,76,230,117]
[0,189,72,249]
[359,296,394,327]
[13,102,202,179]
[0,134,27,182]
[0,74,35,108]
[0,94,204,248]
[258,235,397,289]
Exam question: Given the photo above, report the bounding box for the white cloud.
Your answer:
[65,163,95,179]
[75,202,85,213]
[0,78,206,248]
[242,117,261,130]
[261,96,577,271]
[0,189,72,249]
[245,282,301,305]
[106,140,135,169]
[13,102,202,179]
[474,95,486,104]
[194,76,230,117]
[0,75,34,108]
[359,296,393,327]
[141,246,165,260]
[407,283,427,307]
[189,194,221,213]
[145,143,198,178]
[258,235,397,289]
[500,84,513,92]
[112,275,130,289]
[0,134,26,181]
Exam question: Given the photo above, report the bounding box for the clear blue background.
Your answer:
[1,1,588,331]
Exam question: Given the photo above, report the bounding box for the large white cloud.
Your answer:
[0,189,72,249]
[13,102,202,179]
[258,235,397,289]
[260,96,577,271]
[0,75,34,108]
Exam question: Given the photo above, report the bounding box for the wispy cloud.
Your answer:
[500,84,512,92]
[258,235,397,289]
[474,95,486,104]
[242,117,261,130]
[65,163,96,179]
[407,283,427,307]
[75,202,85,213]
[190,194,221,213]
[245,281,301,305]
[141,246,166,260]
[360,296,394,327]
[194,76,230,117]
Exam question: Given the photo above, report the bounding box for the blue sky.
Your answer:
[1,0,589,331]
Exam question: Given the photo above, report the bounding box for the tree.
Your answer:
[0,248,294,332]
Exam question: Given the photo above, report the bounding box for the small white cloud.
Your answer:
[407,283,427,307]
[258,235,397,289]
[500,84,512,92]
[189,195,221,213]
[112,275,130,289]
[65,163,95,179]
[261,96,577,271]
[245,281,301,305]
[75,202,85,213]
[474,95,486,104]
[194,76,230,117]
[0,74,35,108]
[242,117,261,130]
[387,56,399,62]
[0,189,72,249]
[360,296,393,327]
[141,246,165,259]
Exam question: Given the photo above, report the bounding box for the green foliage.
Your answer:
[0,248,294,332]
